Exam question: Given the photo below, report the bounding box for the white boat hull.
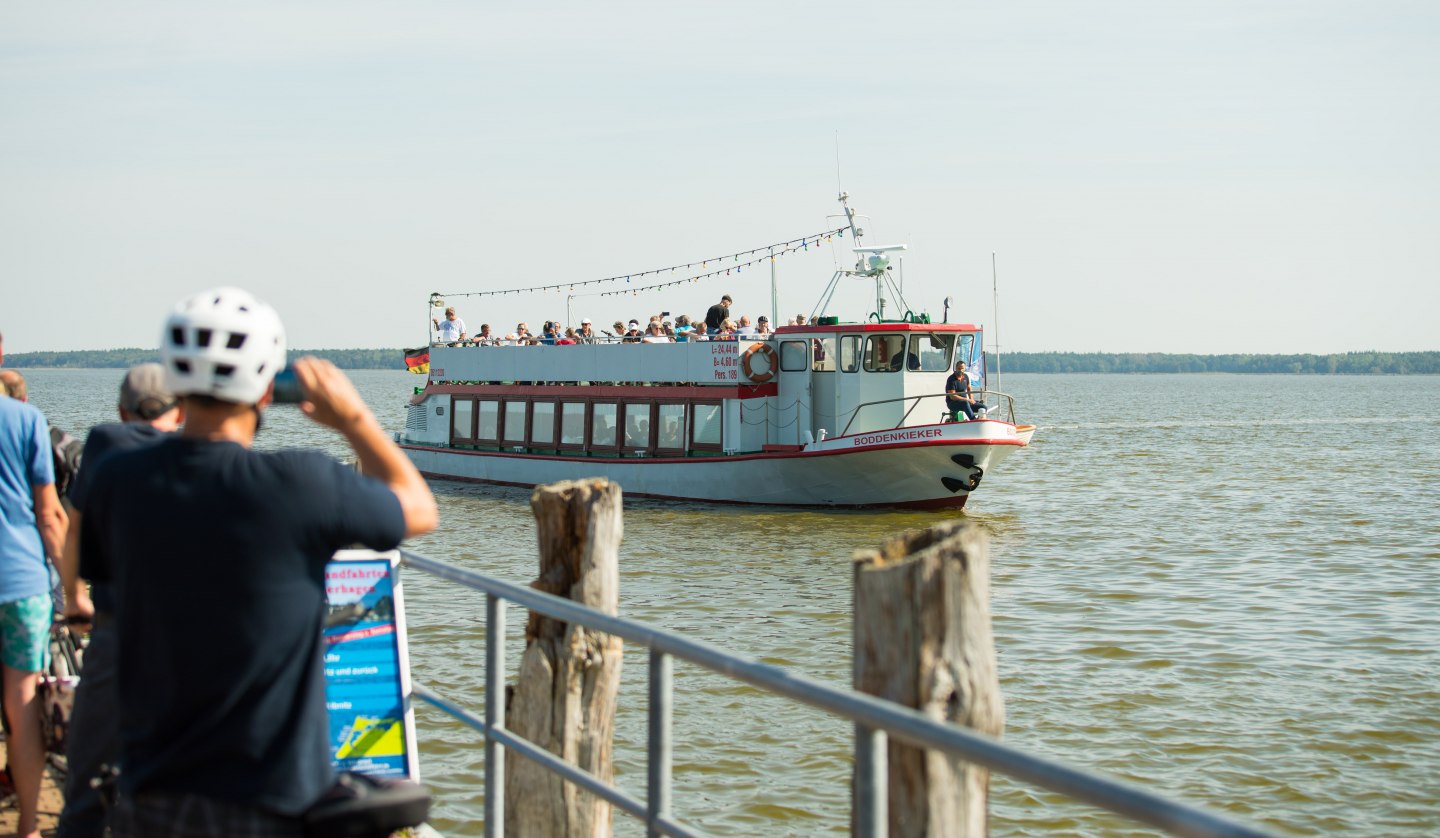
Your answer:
[402,419,1030,509]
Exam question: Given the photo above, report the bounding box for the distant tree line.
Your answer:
[4,348,401,370]
[988,351,1440,375]
[7,347,1438,375]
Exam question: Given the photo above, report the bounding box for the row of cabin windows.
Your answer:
[780,333,972,374]
[451,397,724,453]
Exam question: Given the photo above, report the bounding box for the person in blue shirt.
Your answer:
[0,374,68,838]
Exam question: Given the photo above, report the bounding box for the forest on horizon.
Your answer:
[4,348,1438,375]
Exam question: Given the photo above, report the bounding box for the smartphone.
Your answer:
[661,311,671,316]
[272,365,303,404]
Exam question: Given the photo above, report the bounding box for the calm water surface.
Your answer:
[23,369,1440,836]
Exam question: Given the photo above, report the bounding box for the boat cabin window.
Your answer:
[779,340,808,372]
[590,402,619,451]
[838,335,860,372]
[476,400,499,442]
[916,333,957,372]
[863,335,906,373]
[530,401,556,446]
[811,337,836,372]
[503,402,527,444]
[656,403,687,452]
[692,402,723,450]
[623,403,651,450]
[451,398,475,442]
[957,333,977,368]
[558,401,586,448]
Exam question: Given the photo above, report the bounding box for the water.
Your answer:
[20,369,1440,836]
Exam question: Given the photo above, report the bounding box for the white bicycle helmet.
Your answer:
[161,287,287,404]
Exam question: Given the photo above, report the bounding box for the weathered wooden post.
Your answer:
[853,521,1004,838]
[505,478,624,837]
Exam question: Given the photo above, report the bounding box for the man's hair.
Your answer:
[721,295,732,303]
[0,369,25,401]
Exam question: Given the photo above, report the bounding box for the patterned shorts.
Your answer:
[0,593,51,672]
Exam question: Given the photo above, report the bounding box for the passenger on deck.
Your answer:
[609,321,626,340]
[756,316,773,336]
[674,315,693,342]
[623,321,643,343]
[471,323,494,345]
[691,322,710,341]
[433,307,466,344]
[705,295,732,332]
[736,315,755,336]
[578,319,599,344]
[717,319,738,340]
[642,323,672,343]
[945,360,986,421]
[557,328,579,345]
[795,314,807,326]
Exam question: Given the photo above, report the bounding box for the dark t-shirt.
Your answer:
[945,371,969,409]
[69,422,171,613]
[705,303,730,332]
[80,437,406,814]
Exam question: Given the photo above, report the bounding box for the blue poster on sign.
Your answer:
[323,550,419,781]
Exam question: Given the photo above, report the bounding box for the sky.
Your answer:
[1,1,1436,355]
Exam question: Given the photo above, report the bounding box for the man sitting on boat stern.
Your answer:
[78,287,438,837]
[945,360,987,422]
[56,363,185,838]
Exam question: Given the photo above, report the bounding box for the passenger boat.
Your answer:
[398,196,1035,509]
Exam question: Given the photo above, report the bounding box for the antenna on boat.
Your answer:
[992,251,1002,391]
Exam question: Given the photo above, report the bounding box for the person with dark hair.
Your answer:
[705,294,732,332]
[78,287,437,836]
[56,363,184,837]
[945,360,986,422]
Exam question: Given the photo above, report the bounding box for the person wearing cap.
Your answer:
[623,320,643,343]
[75,288,438,835]
[705,294,732,333]
[56,363,184,837]
[0,371,67,838]
[432,306,467,345]
[578,319,598,344]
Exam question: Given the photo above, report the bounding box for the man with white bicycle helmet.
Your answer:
[74,287,437,837]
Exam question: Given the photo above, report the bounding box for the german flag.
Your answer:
[403,347,430,375]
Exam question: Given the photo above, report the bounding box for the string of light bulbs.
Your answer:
[434,226,848,300]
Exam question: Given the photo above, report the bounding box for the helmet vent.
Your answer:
[170,327,186,347]
[226,333,247,350]
[196,329,213,348]
[214,364,235,378]
[173,359,191,374]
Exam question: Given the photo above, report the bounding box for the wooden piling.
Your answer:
[852,521,1005,838]
[505,478,624,837]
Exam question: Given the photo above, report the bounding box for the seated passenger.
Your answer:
[945,360,987,421]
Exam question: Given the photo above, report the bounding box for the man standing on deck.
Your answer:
[55,363,183,838]
[79,287,438,836]
[0,362,68,838]
[704,294,732,333]
[432,306,466,344]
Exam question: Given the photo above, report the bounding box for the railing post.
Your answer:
[647,649,673,837]
[854,722,888,838]
[485,593,506,838]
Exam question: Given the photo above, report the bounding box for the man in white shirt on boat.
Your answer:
[432,307,466,344]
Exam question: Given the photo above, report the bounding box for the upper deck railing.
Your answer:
[398,548,1272,838]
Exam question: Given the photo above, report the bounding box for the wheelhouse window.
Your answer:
[957,333,977,369]
[863,335,906,372]
[590,402,619,451]
[780,340,808,371]
[917,333,957,372]
[692,401,722,450]
[656,403,687,452]
[451,398,474,443]
[839,335,860,372]
[811,337,836,372]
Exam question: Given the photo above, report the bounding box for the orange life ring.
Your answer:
[741,342,778,383]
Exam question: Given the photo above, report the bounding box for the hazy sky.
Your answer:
[2,1,1436,355]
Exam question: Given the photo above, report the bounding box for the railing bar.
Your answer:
[401,551,1268,838]
[412,681,704,837]
[484,595,505,838]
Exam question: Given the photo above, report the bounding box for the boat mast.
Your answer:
[991,252,1001,391]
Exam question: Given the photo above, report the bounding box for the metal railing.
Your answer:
[399,548,1271,838]
[837,389,1021,436]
